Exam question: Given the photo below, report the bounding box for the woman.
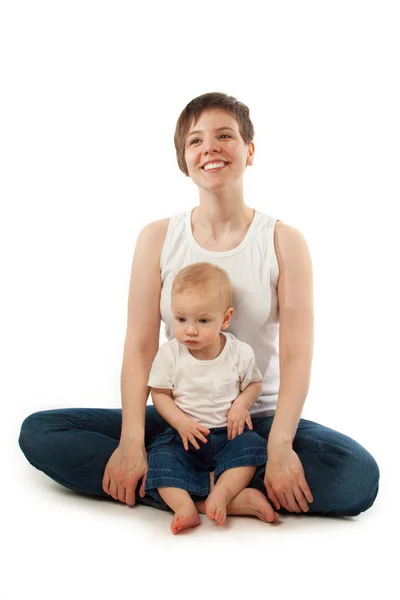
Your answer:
[19,92,379,520]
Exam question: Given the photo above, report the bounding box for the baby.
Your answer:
[145,262,267,534]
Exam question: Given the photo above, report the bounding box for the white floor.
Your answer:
[6,411,395,600]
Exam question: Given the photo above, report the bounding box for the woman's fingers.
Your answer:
[125,482,136,506]
[102,471,110,495]
[102,445,148,506]
[277,493,291,512]
[293,484,309,512]
[299,474,313,503]
[283,475,313,512]
[283,491,301,513]
[265,480,281,510]
[117,481,127,504]
[138,471,147,499]
[109,477,118,501]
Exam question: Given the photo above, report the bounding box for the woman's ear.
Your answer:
[247,141,255,165]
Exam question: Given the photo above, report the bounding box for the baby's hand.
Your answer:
[175,417,210,451]
[227,404,253,440]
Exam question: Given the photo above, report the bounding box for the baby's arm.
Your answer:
[151,387,187,430]
[148,343,188,430]
[232,381,263,411]
[152,388,210,451]
[227,381,262,439]
[227,341,263,439]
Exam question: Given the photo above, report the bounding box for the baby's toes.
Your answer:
[205,500,216,521]
[216,507,226,526]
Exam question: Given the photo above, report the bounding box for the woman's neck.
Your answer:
[191,204,255,250]
[195,186,253,230]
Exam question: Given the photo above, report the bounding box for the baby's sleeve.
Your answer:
[238,342,263,392]
[147,342,175,390]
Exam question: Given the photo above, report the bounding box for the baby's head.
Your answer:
[171,262,234,351]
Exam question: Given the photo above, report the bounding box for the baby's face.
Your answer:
[171,291,229,351]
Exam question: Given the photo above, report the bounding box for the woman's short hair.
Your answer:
[172,262,233,310]
[174,92,255,176]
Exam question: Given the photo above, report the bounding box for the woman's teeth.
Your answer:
[203,162,226,171]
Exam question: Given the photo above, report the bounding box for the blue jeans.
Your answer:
[145,425,266,504]
[18,405,380,516]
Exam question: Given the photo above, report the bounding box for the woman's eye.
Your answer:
[189,134,231,145]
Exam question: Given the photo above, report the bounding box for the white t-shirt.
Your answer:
[159,209,280,418]
[148,332,262,428]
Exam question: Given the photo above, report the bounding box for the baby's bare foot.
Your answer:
[205,489,229,526]
[170,504,201,535]
[231,488,280,523]
[198,488,279,523]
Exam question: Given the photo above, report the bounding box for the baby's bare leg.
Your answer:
[158,487,201,535]
[205,466,256,526]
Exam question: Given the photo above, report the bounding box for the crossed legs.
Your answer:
[159,465,279,534]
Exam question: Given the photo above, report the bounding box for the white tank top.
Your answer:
[160,208,280,417]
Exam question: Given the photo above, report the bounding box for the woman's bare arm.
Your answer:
[102,218,169,504]
[269,221,314,448]
[262,221,315,513]
[120,218,169,445]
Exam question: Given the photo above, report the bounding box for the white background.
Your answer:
[1,1,399,599]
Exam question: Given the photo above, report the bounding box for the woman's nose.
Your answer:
[203,136,221,155]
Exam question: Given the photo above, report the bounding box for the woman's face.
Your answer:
[184,108,254,191]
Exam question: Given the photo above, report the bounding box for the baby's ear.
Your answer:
[222,307,234,329]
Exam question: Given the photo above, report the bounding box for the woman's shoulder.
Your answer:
[140,212,188,245]
[274,220,309,250]
[141,217,170,237]
[135,217,171,257]
[273,221,312,279]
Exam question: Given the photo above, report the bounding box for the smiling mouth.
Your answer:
[202,161,228,172]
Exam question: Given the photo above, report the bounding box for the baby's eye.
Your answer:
[199,319,209,324]
[176,317,186,323]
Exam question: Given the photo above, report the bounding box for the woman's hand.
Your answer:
[227,404,253,439]
[175,417,210,451]
[264,443,313,513]
[102,438,148,506]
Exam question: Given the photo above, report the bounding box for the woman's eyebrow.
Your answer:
[187,126,236,137]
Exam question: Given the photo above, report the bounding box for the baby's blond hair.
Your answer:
[171,262,232,310]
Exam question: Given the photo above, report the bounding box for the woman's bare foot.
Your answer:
[198,488,279,524]
[171,503,201,535]
[205,488,229,526]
